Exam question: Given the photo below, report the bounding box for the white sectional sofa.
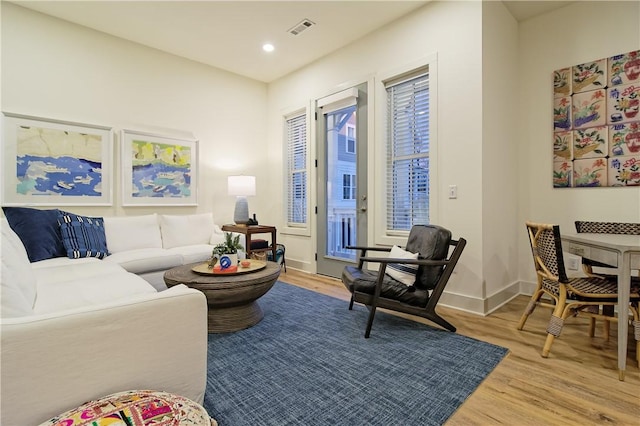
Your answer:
[33,212,241,290]
[103,212,236,289]
[0,210,239,426]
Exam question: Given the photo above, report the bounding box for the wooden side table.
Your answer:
[222,224,277,260]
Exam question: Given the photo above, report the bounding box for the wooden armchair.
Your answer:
[340,224,466,338]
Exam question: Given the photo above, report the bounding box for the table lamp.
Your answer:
[228,175,256,225]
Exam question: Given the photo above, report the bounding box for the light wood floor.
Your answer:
[277,269,640,426]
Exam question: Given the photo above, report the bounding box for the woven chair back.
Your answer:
[526,222,569,284]
[575,221,640,235]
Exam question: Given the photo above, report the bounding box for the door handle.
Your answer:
[360,195,367,212]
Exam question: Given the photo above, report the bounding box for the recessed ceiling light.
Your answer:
[262,43,275,53]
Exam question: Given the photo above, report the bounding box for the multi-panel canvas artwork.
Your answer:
[553,49,640,187]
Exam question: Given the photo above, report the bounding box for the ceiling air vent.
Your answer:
[288,19,315,36]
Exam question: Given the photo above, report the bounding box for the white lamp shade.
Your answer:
[228,175,256,196]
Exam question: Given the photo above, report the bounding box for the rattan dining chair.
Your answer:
[518,222,640,365]
[574,221,640,340]
[574,221,640,277]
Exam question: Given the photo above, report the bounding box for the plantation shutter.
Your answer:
[386,71,430,231]
[286,113,307,227]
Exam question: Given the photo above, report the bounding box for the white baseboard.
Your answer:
[439,279,538,315]
[284,262,540,317]
[518,279,538,296]
[286,259,312,272]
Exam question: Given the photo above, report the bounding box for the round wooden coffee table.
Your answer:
[164,260,281,333]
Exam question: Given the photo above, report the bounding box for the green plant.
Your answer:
[212,232,244,256]
[209,232,245,268]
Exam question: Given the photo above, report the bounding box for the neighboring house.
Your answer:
[327,112,357,260]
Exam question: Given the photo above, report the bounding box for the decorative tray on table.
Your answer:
[191,259,267,276]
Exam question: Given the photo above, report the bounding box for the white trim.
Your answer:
[311,76,375,273]
[519,279,539,297]
[439,279,522,316]
[345,124,356,154]
[307,97,318,271]
[281,106,311,237]
[317,87,359,113]
[373,53,438,247]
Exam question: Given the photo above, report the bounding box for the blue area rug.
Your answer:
[204,282,508,425]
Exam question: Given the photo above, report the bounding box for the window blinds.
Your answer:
[386,71,430,231]
[285,113,307,226]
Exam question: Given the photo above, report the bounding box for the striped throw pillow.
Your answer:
[386,245,419,286]
[58,212,109,259]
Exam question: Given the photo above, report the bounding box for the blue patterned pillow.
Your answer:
[58,213,109,259]
[2,207,66,262]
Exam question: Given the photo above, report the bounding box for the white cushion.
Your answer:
[31,256,101,269]
[1,218,36,317]
[210,224,225,245]
[386,245,419,286]
[104,214,162,253]
[159,213,214,249]
[34,272,156,315]
[103,248,183,274]
[0,265,35,317]
[33,261,127,286]
[166,244,213,265]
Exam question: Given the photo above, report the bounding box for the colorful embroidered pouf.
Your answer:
[39,390,217,426]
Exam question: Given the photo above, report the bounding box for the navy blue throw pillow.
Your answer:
[58,212,109,259]
[2,206,66,262]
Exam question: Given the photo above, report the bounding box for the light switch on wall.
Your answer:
[448,185,457,199]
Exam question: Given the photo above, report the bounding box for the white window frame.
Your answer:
[373,54,438,247]
[282,107,311,237]
[342,173,356,200]
[345,124,356,154]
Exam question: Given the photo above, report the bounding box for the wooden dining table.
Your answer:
[562,232,640,380]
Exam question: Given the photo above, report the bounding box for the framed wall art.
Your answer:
[552,50,640,188]
[120,129,198,206]
[1,113,113,206]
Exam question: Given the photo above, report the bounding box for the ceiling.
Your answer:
[9,1,573,83]
[503,1,573,23]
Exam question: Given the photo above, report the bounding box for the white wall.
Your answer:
[1,3,268,223]
[481,2,520,312]
[268,0,640,314]
[267,1,486,311]
[3,1,637,315]
[517,1,640,285]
